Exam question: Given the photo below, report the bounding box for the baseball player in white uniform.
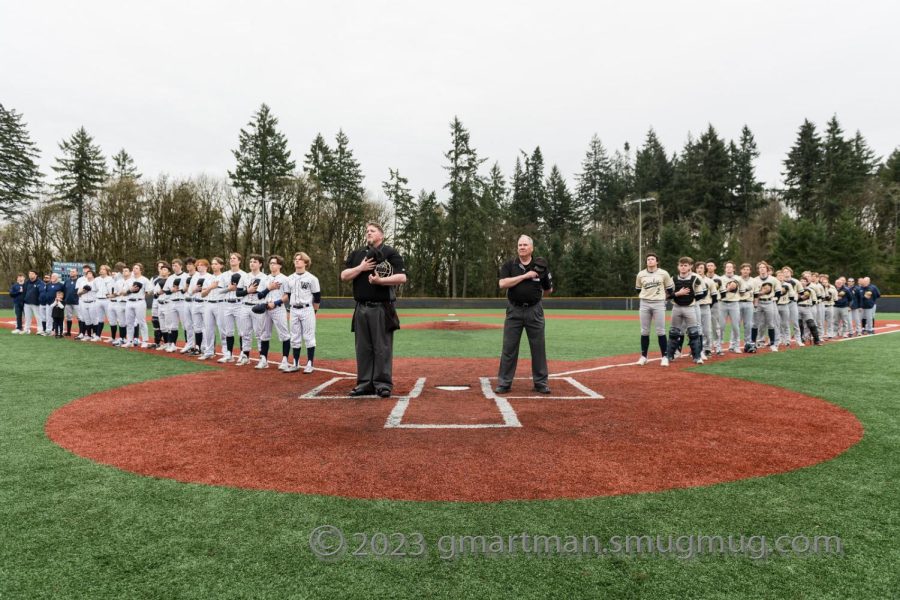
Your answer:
[123,263,151,348]
[153,262,173,351]
[256,255,292,371]
[216,253,246,364]
[96,265,114,341]
[161,262,186,353]
[187,259,209,356]
[198,257,225,360]
[110,264,130,346]
[77,269,101,341]
[179,258,198,353]
[235,254,268,366]
[74,266,90,339]
[284,252,321,373]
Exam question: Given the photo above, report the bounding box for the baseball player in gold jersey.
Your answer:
[719,261,743,352]
[635,253,674,366]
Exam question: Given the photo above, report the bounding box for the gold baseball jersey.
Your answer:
[738,277,754,301]
[823,284,837,305]
[752,276,778,301]
[635,268,674,301]
[720,274,742,301]
[697,276,713,305]
[810,282,825,304]
[797,283,818,306]
[777,280,792,305]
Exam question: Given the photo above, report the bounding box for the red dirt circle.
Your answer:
[45,356,863,502]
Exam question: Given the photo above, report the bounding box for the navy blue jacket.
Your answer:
[43,282,64,305]
[859,284,880,309]
[9,282,25,307]
[23,278,43,305]
[848,285,861,309]
[63,278,80,305]
[834,285,852,308]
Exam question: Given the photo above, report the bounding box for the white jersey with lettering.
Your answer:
[288,271,320,307]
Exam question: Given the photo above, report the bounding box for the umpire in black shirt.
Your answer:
[495,235,553,394]
[341,222,408,398]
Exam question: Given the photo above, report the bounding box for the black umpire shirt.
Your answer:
[499,257,553,305]
[345,244,406,302]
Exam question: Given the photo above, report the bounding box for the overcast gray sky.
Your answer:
[2,0,898,201]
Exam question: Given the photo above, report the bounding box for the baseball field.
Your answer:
[1,308,898,598]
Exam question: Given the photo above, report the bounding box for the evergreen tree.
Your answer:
[818,115,854,223]
[382,168,414,250]
[511,147,545,231]
[51,126,108,255]
[609,143,634,215]
[848,130,880,184]
[879,148,900,185]
[228,103,296,256]
[327,129,367,291]
[0,103,42,220]
[443,117,486,297]
[575,134,614,229]
[303,133,333,183]
[633,128,673,198]
[730,125,763,223]
[508,155,533,228]
[544,165,577,237]
[783,119,823,220]
[111,148,141,180]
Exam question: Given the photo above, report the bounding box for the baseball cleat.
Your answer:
[716,350,725,356]
[493,385,511,394]
[797,340,805,347]
[303,361,314,374]
[75,334,84,340]
[179,345,192,354]
[235,354,249,366]
[255,357,269,369]
[11,330,21,334]
[673,350,682,359]
[165,344,177,353]
[771,345,779,352]
[693,358,704,365]
[217,355,234,364]
[283,364,300,373]
[277,359,290,371]
[198,353,214,360]
[637,355,648,366]
[660,357,670,367]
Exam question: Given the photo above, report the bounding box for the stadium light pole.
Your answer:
[623,197,656,272]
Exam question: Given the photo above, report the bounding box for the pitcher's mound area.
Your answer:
[46,356,862,501]
[404,320,502,331]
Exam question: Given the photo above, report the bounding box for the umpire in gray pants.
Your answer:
[341,222,407,398]
[495,235,553,395]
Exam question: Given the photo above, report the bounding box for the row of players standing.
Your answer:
[635,254,882,366]
[9,253,322,373]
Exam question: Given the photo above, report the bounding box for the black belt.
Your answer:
[509,301,539,307]
[171,299,183,302]
[82,300,95,304]
[758,299,774,303]
[292,303,310,309]
[225,299,238,303]
[243,302,258,306]
[127,299,141,302]
[185,298,193,302]
[358,301,385,307]
[206,300,221,304]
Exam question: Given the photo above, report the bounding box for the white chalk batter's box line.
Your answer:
[298,375,604,429]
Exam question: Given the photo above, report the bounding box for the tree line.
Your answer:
[1,101,898,296]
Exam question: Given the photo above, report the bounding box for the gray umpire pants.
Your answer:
[498,303,548,387]
[354,302,395,392]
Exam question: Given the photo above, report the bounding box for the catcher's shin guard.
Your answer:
[687,326,703,360]
[666,327,683,359]
[806,319,820,344]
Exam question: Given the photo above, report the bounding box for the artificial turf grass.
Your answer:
[1,323,899,597]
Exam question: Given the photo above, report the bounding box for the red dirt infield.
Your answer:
[45,353,864,502]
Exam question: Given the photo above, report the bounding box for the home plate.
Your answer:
[435,385,470,391]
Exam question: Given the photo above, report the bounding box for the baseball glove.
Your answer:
[365,246,385,264]
[251,303,267,314]
[173,277,181,287]
[532,257,548,275]
[131,282,143,292]
[759,282,773,296]
[196,278,205,287]
[82,285,92,292]
[727,281,738,293]
[230,272,241,285]
[800,289,811,301]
